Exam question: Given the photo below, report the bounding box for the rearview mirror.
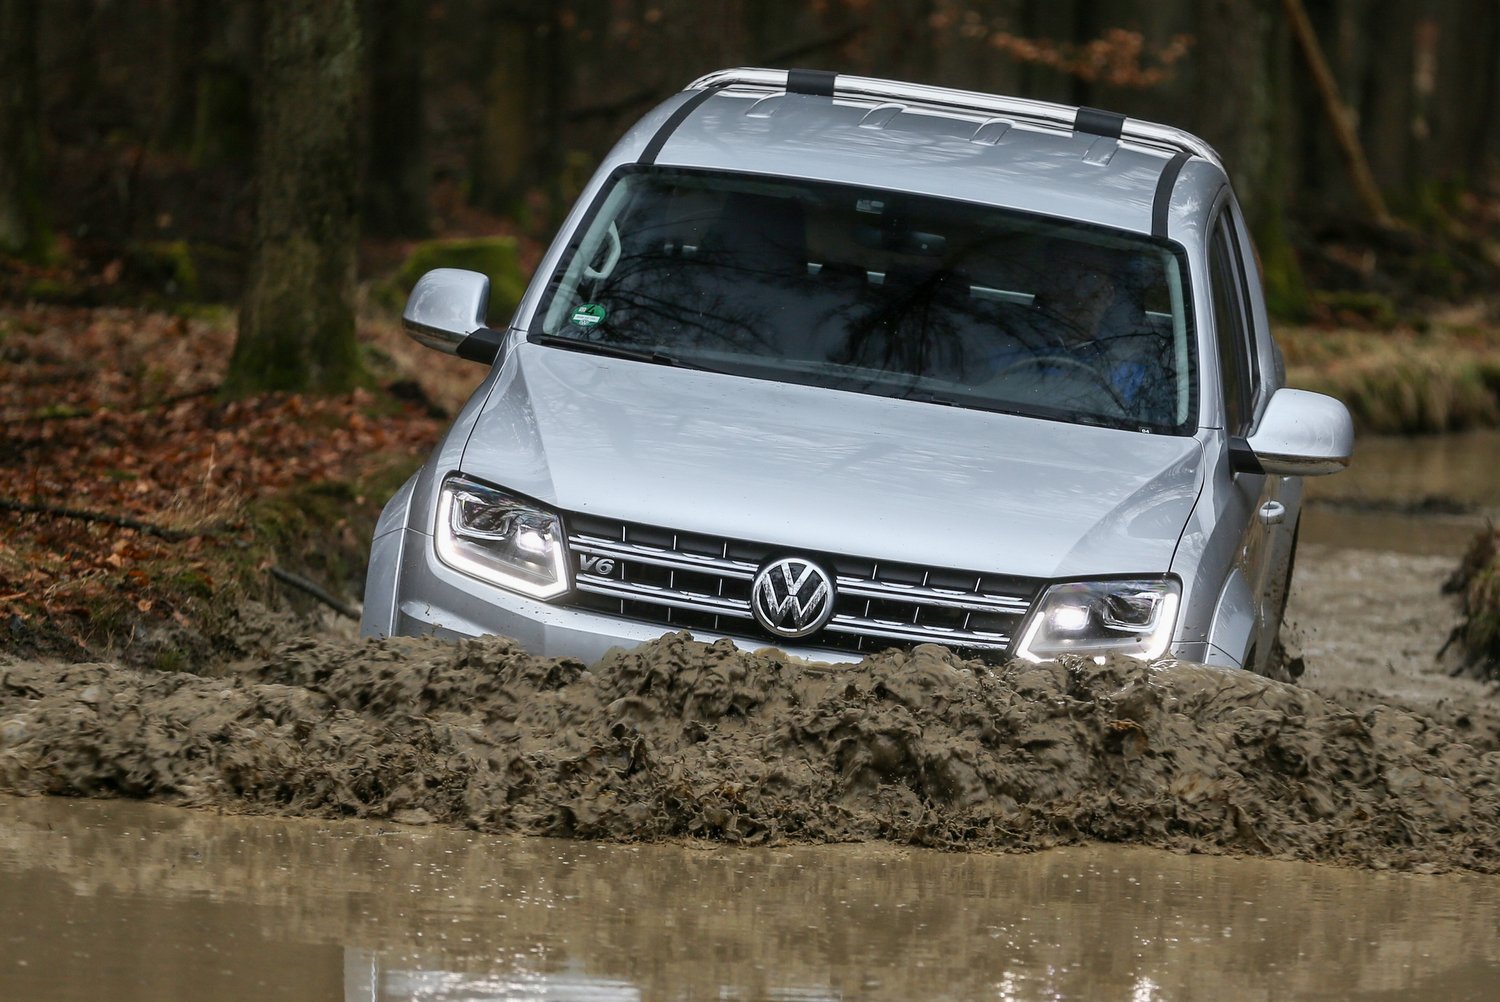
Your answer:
[1235,387,1354,476]
[402,268,506,364]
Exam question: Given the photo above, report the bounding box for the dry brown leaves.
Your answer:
[1,304,446,638]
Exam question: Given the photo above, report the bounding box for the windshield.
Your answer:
[533,167,1196,433]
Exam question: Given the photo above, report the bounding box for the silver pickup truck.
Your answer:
[361,68,1353,675]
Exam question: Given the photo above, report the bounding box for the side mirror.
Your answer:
[1233,387,1353,476]
[402,268,507,365]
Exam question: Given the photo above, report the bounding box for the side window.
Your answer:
[1208,215,1253,435]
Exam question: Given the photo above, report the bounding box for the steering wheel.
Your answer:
[992,354,1129,415]
[582,222,622,282]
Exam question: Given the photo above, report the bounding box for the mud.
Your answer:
[4,631,1499,873]
[1285,544,1500,750]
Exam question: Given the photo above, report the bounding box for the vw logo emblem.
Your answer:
[750,557,836,639]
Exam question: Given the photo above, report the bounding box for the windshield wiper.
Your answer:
[902,389,1028,419]
[903,390,960,407]
[529,334,728,374]
[530,333,665,363]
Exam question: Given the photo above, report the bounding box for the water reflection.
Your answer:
[2,795,1499,1001]
[344,955,642,1002]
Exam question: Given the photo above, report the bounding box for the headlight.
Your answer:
[434,476,569,600]
[1014,578,1180,662]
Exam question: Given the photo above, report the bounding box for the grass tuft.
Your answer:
[1280,324,1500,433]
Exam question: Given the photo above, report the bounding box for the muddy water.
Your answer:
[1301,429,1500,554]
[3,795,1499,1002]
[1285,430,1500,744]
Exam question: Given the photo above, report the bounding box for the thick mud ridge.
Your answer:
[2,633,1498,873]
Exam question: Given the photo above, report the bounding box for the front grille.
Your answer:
[564,512,1039,659]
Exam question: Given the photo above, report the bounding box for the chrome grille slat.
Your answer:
[570,534,758,579]
[565,514,1036,657]
[834,576,1029,613]
[827,615,1010,650]
[577,575,751,618]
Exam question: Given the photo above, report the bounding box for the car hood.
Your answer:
[460,345,1204,580]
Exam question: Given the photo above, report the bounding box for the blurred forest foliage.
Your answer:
[5,0,1500,323]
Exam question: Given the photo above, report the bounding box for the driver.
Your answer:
[976,247,1155,415]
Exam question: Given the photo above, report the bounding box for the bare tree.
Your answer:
[0,0,51,261]
[362,0,429,236]
[224,0,365,396]
[473,1,568,217]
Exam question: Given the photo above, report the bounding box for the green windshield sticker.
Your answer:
[570,303,607,328]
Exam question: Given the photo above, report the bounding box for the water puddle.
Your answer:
[2,795,1498,1001]
[1302,430,1500,554]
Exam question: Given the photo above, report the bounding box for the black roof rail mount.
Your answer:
[786,69,837,96]
[1074,107,1125,140]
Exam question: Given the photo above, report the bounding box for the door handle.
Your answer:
[1259,500,1286,526]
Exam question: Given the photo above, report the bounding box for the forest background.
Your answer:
[10,1,1500,321]
[4,0,1500,667]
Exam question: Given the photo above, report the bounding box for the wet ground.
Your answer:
[3,433,1500,1000]
[1289,430,1500,746]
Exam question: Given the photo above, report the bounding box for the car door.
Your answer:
[1207,203,1290,669]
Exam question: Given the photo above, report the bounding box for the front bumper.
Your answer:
[364,526,1216,667]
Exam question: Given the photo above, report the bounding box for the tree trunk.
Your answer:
[361,0,429,236]
[224,0,364,397]
[0,0,51,261]
[1194,0,1308,315]
[473,2,567,218]
[1281,0,1394,227]
[1352,0,1419,202]
[1474,6,1500,187]
[156,0,209,152]
[1425,2,1500,195]
[177,3,259,170]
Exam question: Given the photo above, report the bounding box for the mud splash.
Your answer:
[3,633,1498,873]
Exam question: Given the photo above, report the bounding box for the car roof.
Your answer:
[633,68,1225,240]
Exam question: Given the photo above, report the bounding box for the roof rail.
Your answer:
[688,67,1223,169]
